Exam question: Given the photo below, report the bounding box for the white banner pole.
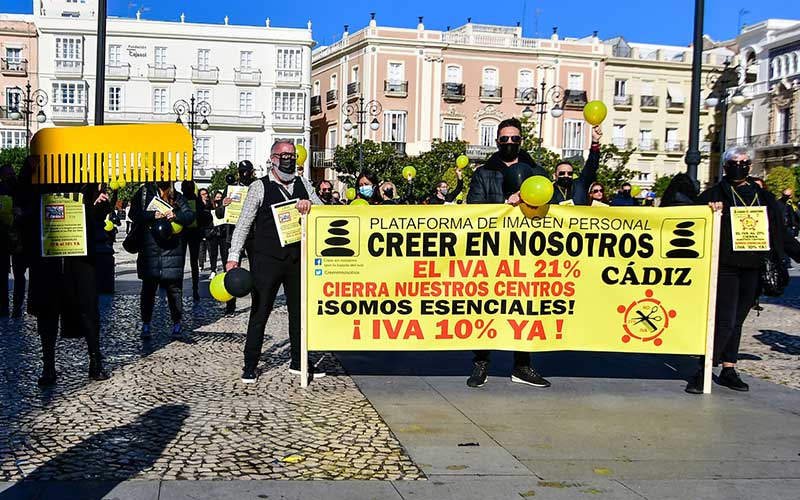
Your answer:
[704,210,722,394]
[300,213,309,388]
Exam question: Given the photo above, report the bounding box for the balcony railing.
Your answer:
[234,68,262,86]
[148,64,176,82]
[666,99,684,112]
[480,86,503,102]
[726,129,800,149]
[640,95,659,110]
[310,95,322,115]
[106,63,130,80]
[639,139,659,152]
[276,68,303,84]
[55,59,83,77]
[272,111,304,128]
[384,80,408,97]
[104,110,265,129]
[51,104,87,123]
[1,58,27,76]
[613,94,632,107]
[192,66,219,84]
[0,106,23,120]
[442,83,466,102]
[514,87,533,103]
[664,140,685,153]
[465,144,495,160]
[562,89,587,109]
[562,148,583,159]
[385,141,406,155]
[347,82,360,98]
[326,89,338,105]
[312,148,336,168]
[612,137,633,149]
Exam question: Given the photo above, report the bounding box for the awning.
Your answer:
[667,85,685,104]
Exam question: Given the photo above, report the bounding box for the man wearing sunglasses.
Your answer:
[550,126,603,206]
[316,180,339,205]
[466,117,550,389]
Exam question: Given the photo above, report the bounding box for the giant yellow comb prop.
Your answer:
[30,124,193,184]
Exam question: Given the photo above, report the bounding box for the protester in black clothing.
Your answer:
[179,181,207,301]
[355,171,384,204]
[427,170,463,205]
[19,157,111,386]
[197,188,211,271]
[331,191,341,204]
[130,175,195,339]
[659,173,699,208]
[379,176,414,205]
[206,191,225,275]
[316,180,339,205]
[686,147,785,394]
[0,164,26,318]
[465,117,550,389]
[610,182,637,206]
[549,126,602,206]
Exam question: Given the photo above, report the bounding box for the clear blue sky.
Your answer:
[4,0,798,47]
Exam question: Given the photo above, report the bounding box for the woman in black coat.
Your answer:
[129,178,194,339]
[179,181,207,301]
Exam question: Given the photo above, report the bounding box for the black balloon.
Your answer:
[224,267,253,298]
[151,219,174,244]
[502,163,535,198]
[225,173,237,185]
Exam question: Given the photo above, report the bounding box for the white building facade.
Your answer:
[33,0,313,181]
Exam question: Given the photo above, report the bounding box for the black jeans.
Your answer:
[207,237,223,272]
[140,278,183,324]
[198,239,208,269]
[243,253,301,369]
[182,237,201,291]
[473,350,531,368]
[38,314,102,370]
[0,252,26,312]
[713,265,759,365]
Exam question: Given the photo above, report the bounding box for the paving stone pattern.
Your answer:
[0,295,422,481]
[738,299,800,390]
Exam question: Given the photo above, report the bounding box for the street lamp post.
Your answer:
[685,0,705,182]
[705,59,748,180]
[173,95,211,167]
[9,81,48,150]
[342,96,381,173]
[518,79,564,167]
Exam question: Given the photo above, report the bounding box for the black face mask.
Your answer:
[723,163,750,182]
[781,194,790,202]
[320,191,332,201]
[156,181,171,190]
[384,188,394,198]
[556,177,573,189]
[277,158,296,175]
[498,143,520,162]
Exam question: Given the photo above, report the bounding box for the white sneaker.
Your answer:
[289,366,326,378]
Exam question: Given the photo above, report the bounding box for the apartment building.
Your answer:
[33,0,313,180]
[0,15,38,149]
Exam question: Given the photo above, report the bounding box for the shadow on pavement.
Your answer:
[754,330,800,356]
[0,404,188,499]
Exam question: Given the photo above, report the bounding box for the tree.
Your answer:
[765,166,798,198]
[332,139,401,183]
[384,140,473,203]
[0,147,27,175]
[652,175,674,199]
[209,162,237,194]
[594,143,638,193]
[116,181,143,204]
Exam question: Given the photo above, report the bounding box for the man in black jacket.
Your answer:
[427,169,464,205]
[550,126,603,206]
[466,117,550,389]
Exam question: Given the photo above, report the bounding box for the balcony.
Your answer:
[664,140,685,154]
[384,80,408,98]
[466,144,495,160]
[442,83,466,102]
[613,94,632,109]
[562,149,583,159]
[51,104,87,123]
[385,141,406,155]
[54,59,83,77]
[234,68,262,86]
[1,58,27,76]
[310,95,322,115]
[326,89,338,106]
[276,69,303,85]
[640,95,659,111]
[639,139,659,152]
[0,107,23,121]
[104,110,265,129]
[148,64,176,82]
[562,89,587,110]
[479,86,503,103]
[312,148,336,169]
[106,63,130,80]
[192,66,219,84]
[514,87,533,104]
[611,137,633,149]
[666,98,684,113]
[346,82,360,99]
[272,110,304,129]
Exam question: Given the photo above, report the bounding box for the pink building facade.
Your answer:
[0,16,39,149]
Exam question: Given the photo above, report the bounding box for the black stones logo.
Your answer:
[660,219,705,259]
[316,217,360,257]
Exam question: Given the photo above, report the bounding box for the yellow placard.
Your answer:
[730,207,770,252]
[0,195,12,227]
[224,186,248,225]
[305,205,716,355]
[271,198,301,247]
[41,193,87,257]
[146,196,173,215]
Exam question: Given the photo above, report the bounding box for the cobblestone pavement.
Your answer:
[0,293,422,481]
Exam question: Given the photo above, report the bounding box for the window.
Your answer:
[328,128,337,149]
[197,49,210,71]
[480,122,498,147]
[5,47,22,65]
[240,51,253,69]
[196,89,211,105]
[568,73,583,91]
[273,90,304,119]
[443,122,461,142]
[237,138,254,162]
[641,80,654,96]
[639,128,653,149]
[612,124,626,148]
[614,79,627,97]
[154,47,167,67]
[330,73,337,90]
[351,66,359,83]
[55,36,82,70]
[313,80,320,96]
[1,130,26,149]
[152,88,168,113]
[383,111,407,143]
[518,70,533,90]
[742,113,752,142]
[109,44,121,66]
[562,119,584,157]
[5,88,22,111]
[482,68,498,90]
[277,47,302,71]
[239,91,255,113]
[108,86,121,111]
[388,62,404,84]
[778,108,790,143]
[195,137,211,166]
[446,65,462,84]
[665,127,679,149]
[52,82,86,114]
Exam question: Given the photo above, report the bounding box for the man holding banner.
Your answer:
[226,141,323,384]
[550,126,602,206]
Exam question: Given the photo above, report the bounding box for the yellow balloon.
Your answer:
[519,203,549,219]
[345,187,357,201]
[631,185,642,197]
[350,198,369,206]
[104,219,114,232]
[402,166,416,179]
[583,100,608,126]
[456,155,469,169]
[296,144,308,165]
[210,272,233,302]
[109,180,119,191]
[171,222,183,234]
[519,176,555,207]
[117,178,127,189]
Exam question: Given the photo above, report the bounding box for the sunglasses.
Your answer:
[319,188,332,192]
[498,135,522,144]
[556,171,574,177]
[591,188,604,193]
[725,159,752,168]
[274,153,297,160]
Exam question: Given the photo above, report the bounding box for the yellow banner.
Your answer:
[305,205,716,355]
[41,193,87,257]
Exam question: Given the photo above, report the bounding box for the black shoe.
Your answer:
[511,366,551,388]
[685,372,704,394]
[171,323,183,339]
[718,367,749,392]
[241,366,257,384]
[37,368,57,387]
[141,323,151,339]
[467,361,489,388]
[192,289,200,301]
[89,358,110,381]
